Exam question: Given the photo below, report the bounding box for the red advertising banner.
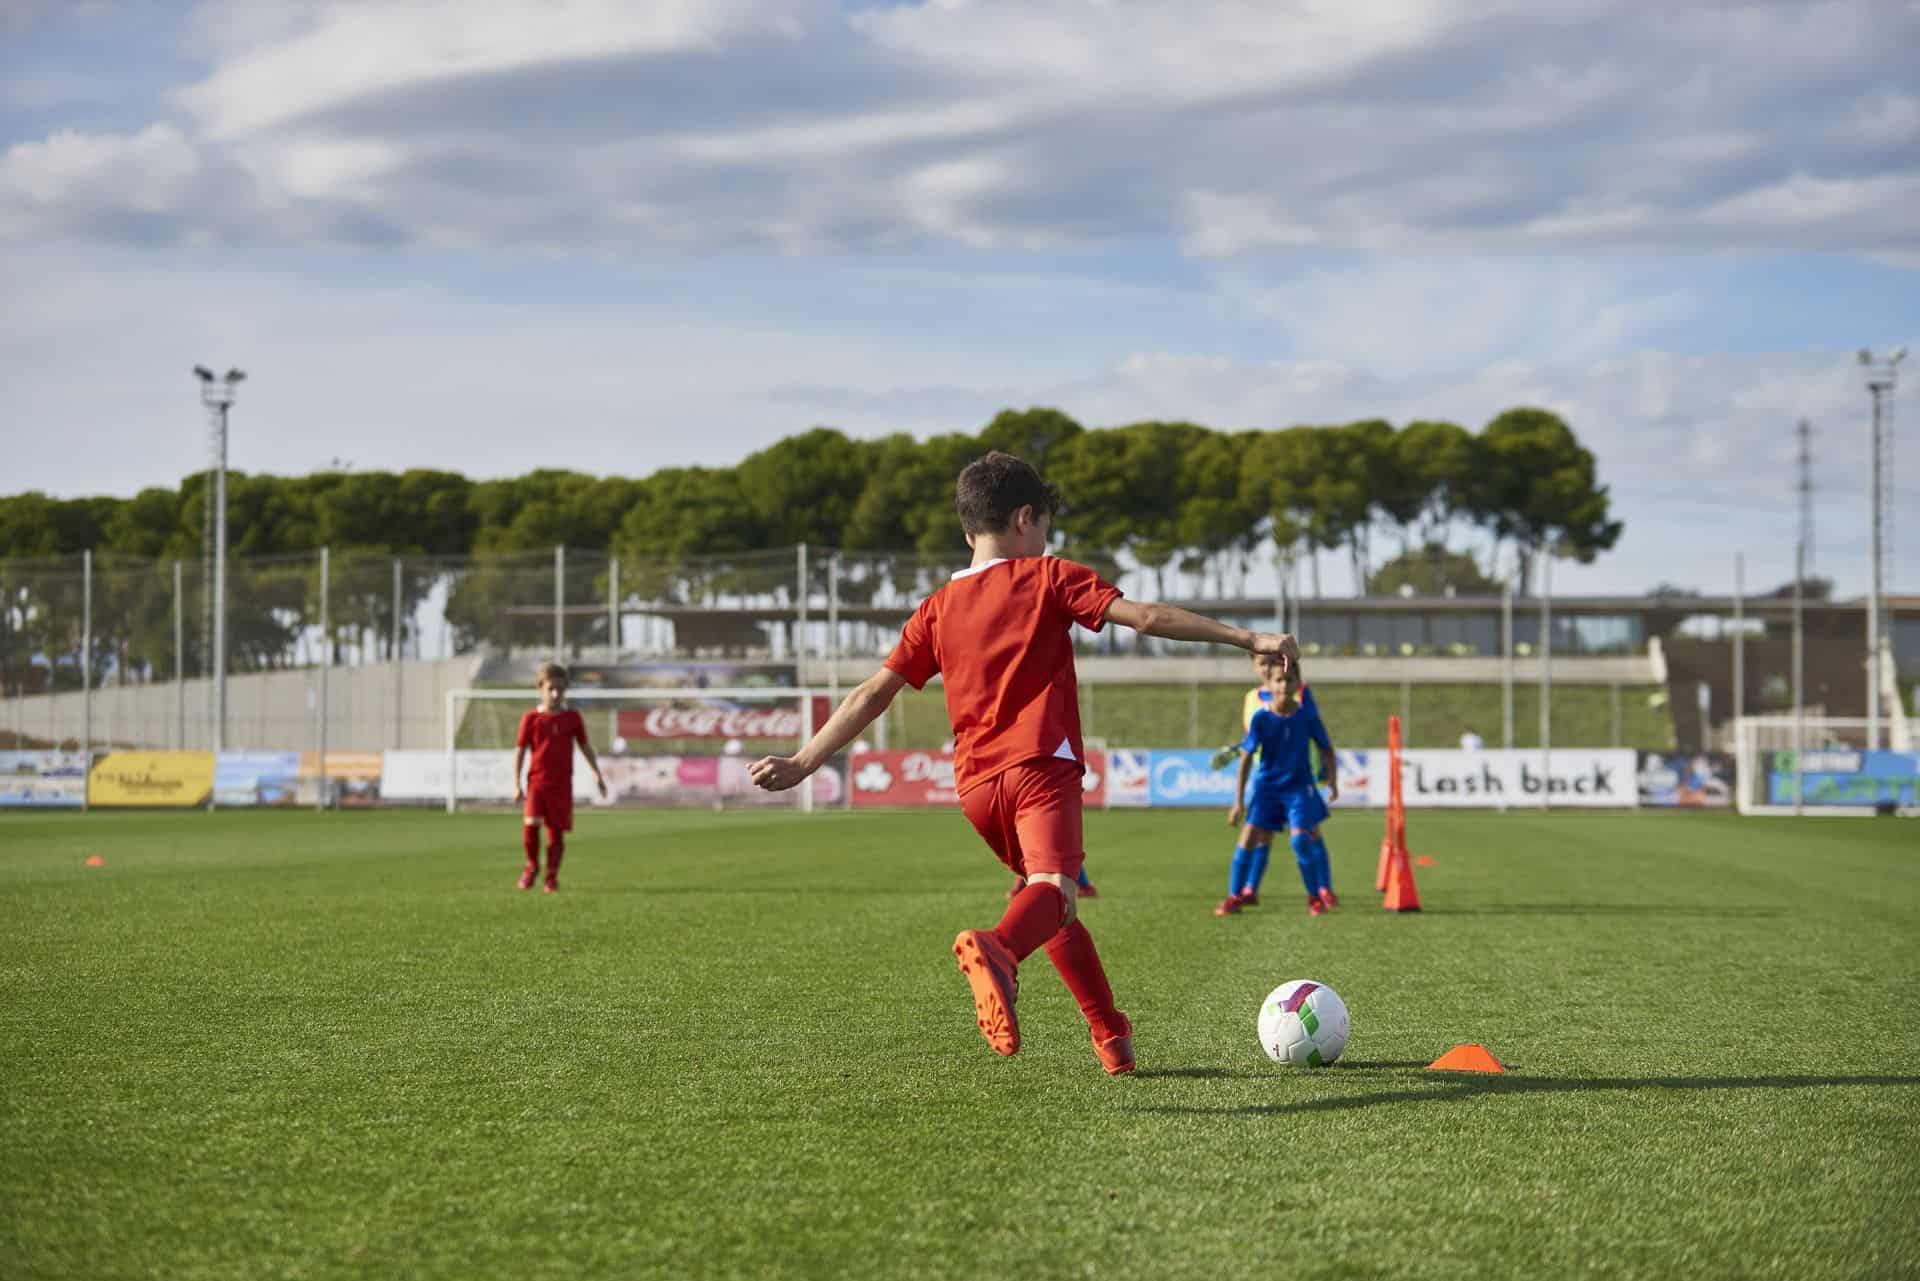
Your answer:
[616,697,833,742]
[849,749,1107,808]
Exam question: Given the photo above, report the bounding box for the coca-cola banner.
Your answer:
[848,749,1107,808]
[616,697,833,742]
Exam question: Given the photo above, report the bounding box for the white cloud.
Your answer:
[173,0,810,139]
[0,124,201,233]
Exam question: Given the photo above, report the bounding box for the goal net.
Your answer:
[437,687,842,814]
[1730,716,1919,817]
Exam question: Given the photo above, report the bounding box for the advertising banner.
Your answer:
[214,752,303,807]
[1142,749,1368,810]
[1768,749,1920,809]
[615,697,833,743]
[0,752,89,808]
[1636,753,1735,808]
[1398,749,1637,808]
[88,751,215,808]
[598,754,843,809]
[300,751,384,808]
[848,750,1106,808]
[1107,749,1151,807]
[379,750,588,802]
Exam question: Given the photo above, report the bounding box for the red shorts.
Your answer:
[959,756,1085,880]
[524,786,573,833]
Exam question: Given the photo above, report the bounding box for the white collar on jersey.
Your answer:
[950,558,1009,581]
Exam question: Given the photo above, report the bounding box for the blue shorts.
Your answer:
[1248,785,1329,834]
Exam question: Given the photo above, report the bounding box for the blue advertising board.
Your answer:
[1768,749,1919,809]
[1144,749,1369,808]
[0,751,89,808]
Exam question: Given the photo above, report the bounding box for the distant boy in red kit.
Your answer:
[514,661,607,893]
[750,452,1294,1073]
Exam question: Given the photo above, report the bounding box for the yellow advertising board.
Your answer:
[88,752,215,808]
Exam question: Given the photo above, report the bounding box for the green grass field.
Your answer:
[2,808,1916,1280]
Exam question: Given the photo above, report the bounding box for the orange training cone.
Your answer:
[1414,855,1434,867]
[85,855,104,868]
[1427,1043,1507,1073]
[1375,834,1395,892]
[1382,841,1422,911]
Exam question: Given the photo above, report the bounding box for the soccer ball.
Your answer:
[1257,979,1349,1066]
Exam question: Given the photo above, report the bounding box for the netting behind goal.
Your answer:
[1730,716,1918,816]
[440,688,843,813]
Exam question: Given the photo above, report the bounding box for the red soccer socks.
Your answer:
[519,825,540,889]
[1042,920,1130,1068]
[994,880,1067,960]
[544,833,564,892]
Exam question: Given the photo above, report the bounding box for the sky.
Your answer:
[2,0,1916,599]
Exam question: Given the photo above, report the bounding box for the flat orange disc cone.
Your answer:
[1427,1043,1507,1073]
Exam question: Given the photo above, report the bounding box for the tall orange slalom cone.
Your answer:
[1376,831,1395,892]
[1382,830,1422,912]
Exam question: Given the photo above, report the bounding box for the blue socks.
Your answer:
[1310,834,1333,896]
[1290,831,1318,895]
[1077,866,1091,890]
[1248,842,1271,892]
[1229,845,1255,896]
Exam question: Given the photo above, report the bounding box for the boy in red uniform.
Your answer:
[513,661,607,893]
[750,452,1294,1074]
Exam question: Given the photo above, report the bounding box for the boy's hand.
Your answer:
[749,755,812,792]
[514,785,525,804]
[1228,801,1245,827]
[1326,781,1340,803]
[595,772,608,799]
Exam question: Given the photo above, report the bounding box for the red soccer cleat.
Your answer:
[1078,879,1099,900]
[1307,896,1327,917]
[1094,1015,1135,1076]
[1237,889,1260,908]
[517,867,537,891]
[1318,888,1339,910]
[952,929,1020,1056]
[1214,896,1242,916]
[543,877,559,894]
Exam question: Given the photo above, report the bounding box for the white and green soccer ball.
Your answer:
[1257,979,1349,1066]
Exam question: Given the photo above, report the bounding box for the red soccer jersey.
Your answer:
[884,556,1121,796]
[517,707,586,793]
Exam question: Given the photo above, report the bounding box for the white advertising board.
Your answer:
[381,750,600,802]
[1398,749,1638,808]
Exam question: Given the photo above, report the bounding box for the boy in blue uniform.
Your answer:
[1221,654,1340,916]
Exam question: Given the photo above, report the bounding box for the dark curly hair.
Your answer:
[954,451,1062,536]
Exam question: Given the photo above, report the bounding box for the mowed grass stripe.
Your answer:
[1,809,1915,1280]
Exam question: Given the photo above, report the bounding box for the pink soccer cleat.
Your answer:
[1214,896,1242,916]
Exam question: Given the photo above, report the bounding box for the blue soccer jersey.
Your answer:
[1241,686,1333,796]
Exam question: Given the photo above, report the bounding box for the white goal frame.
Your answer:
[444,687,823,815]
[1731,715,1917,817]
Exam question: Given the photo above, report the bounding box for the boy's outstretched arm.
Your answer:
[1105,599,1296,661]
[750,668,908,792]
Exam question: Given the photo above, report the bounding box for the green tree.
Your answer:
[1366,543,1503,596]
[1467,408,1622,594]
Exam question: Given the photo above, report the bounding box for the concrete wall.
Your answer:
[805,653,1658,688]
[1,655,485,753]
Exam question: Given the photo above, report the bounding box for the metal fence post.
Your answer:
[82,549,92,760]
[1540,551,1553,811]
[318,546,330,811]
[173,559,184,749]
[609,556,620,663]
[828,553,840,703]
[392,556,403,750]
[1502,578,1514,750]
[796,544,809,678]
[554,544,566,659]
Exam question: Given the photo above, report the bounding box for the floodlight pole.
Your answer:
[173,559,184,749]
[194,366,243,753]
[1501,577,1514,749]
[82,549,92,761]
[1859,348,1903,750]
